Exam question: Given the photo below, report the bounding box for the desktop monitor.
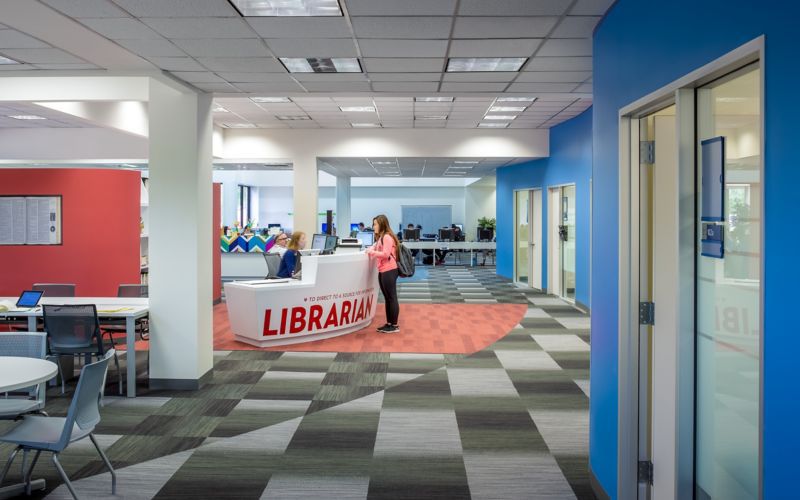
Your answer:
[311,233,328,251]
[454,224,463,231]
[350,223,360,232]
[477,228,494,241]
[268,223,281,229]
[321,223,328,234]
[324,235,338,254]
[356,231,374,246]
[438,228,454,241]
[403,228,420,241]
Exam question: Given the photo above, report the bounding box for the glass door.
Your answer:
[560,184,577,301]
[695,63,761,500]
[514,190,530,284]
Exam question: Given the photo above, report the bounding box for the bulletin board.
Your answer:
[0,195,62,245]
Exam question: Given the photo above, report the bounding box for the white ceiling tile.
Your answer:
[448,39,541,58]
[440,82,508,92]
[80,18,161,39]
[507,82,581,92]
[453,17,557,38]
[551,16,601,38]
[369,73,441,82]
[352,17,452,39]
[42,0,130,18]
[264,38,357,57]
[364,58,444,72]
[147,56,206,71]
[111,0,238,17]
[573,83,592,93]
[515,71,592,83]
[115,38,184,56]
[359,39,448,57]
[442,72,518,83]
[234,82,305,92]
[458,0,572,16]
[303,82,372,91]
[192,82,241,92]
[172,39,269,57]
[373,82,440,92]
[571,0,616,16]
[345,0,457,16]
[1,48,85,64]
[170,71,225,83]
[0,64,36,71]
[537,38,593,57]
[142,17,257,39]
[245,18,352,38]
[197,57,285,72]
[33,63,100,69]
[525,56,592,71]
[0,30,50,49]
[218,72,294,82]
[291,97,335,103]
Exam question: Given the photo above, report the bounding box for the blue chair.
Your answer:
[0,332,49,419]
[0,350,116,499]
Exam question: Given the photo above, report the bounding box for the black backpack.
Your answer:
[396,242,415,278]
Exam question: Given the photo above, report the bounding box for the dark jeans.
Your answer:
[378,268,400,325]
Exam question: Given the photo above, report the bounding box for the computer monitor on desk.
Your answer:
[403,228,420,241]
[311,233,327,251]
[356,231,374,246]
[323,235,338,254]
[477,228,494,242]
[438,228,454,242]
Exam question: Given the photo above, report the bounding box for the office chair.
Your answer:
[101,285,149,342]
[31,284,76,297]
[263,253,282,279]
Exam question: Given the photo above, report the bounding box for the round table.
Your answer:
[0,357,58,393]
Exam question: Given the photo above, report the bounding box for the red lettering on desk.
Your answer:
[280,308,288,334]
[323,305,339,328]
[365,295,374,316]
[289,307,306,333]
[355,298,365,322]
[263,309,279,336]
[308,304,323,331]
[340,300,352,325]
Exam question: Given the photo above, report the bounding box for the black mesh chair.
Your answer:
[263,253,282,279]
[32,284,76,297]
[101,285,149,344]
[43,304,122,396]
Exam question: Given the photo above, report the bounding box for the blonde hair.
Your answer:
[287,231,305,251]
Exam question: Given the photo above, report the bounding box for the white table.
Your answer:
[0,357,57,499]
[403,241,496,266]
[0,297,149,398]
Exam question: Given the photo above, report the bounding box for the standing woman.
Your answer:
[366,215,401,333]
[277,231,306,278]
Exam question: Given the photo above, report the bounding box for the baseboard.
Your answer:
[149,368,213,391]
[575,300,590,315]
[589,466,612,500]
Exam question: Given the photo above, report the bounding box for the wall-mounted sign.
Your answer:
[0,196,62,245]
[701,136,725,222]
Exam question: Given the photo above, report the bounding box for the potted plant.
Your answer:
[477,217,496,231]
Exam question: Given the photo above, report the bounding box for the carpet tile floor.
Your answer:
[0,266,593,499]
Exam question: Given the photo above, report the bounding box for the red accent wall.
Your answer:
[0,169,141,297]
[213,183,222,303]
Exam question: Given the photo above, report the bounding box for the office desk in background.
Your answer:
[402,241,496,266]
[0,297,148,398]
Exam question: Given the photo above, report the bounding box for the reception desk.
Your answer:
[224,252,379,347]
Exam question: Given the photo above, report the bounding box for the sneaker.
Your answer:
[376,323,391,332]
[379,325,400,334]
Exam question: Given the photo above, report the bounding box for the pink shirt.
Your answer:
[367,234,398,273]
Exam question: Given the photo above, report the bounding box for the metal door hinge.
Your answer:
[638,460,654,485]
[640,141,655,164]
[639,302,655,325]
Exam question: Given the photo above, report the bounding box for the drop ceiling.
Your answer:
[0,0,614,129]
[319,157,531,177]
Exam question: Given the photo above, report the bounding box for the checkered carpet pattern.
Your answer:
[0,267,593,499]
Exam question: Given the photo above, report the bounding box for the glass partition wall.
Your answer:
[514,190,530,284]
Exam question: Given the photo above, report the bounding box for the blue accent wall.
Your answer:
[592,1,799,498]
[496,108,592,308]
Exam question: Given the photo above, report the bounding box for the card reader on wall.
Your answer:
[701,223,724,259]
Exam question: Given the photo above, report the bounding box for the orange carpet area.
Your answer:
[213,302,526,354]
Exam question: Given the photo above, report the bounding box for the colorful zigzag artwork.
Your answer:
[220,234,277,253]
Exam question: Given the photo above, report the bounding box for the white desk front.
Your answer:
[224,252,379,347]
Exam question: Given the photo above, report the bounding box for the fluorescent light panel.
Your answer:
[453,160,479,164]
[280,57,361,73]
[213,105,229,112]
[276,115,311,120]
[229,0,342,16]
[224,123,257,128]
[416,115,447,120]
[340,106,375,112]
[446,58,527,72]
[0,55,20,65]
[352,123,380,128]
[251,97,291,103]
[479,122,508,128]
[490,106,526,112]
[484,115,516,120]
[415,97,454,102]
[8,115,46,120]
[497,97,537,102]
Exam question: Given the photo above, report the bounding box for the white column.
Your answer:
[147,80,213,389]
[291,154,318,235]
[336,175,351,236]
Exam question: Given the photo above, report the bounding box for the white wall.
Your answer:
[465,185,497,241]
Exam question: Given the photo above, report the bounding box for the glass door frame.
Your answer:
[513,188,542,288]
[547,183,577,302]
[513,189,530,285]
[615,37,764,500]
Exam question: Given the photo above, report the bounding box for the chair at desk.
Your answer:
[263,253,282,279]
[43,304,122,396]
[102,285,149,342]
[0,333,49,420]
[32,283,76,297]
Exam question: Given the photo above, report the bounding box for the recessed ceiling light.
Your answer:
[447,57,527,72]
[497,97,537,102]
[489,106,526,112]
[449,165,474,169]
[276,115,311,120]
[479,122,509,128]
[251,97,291,103]
[416,115,447,120]
[228,0,342,17]
[224,123,257,128]
[484,115,517,120]
[340,106,375,112]
[453,160,479,164]
[371,161,396,165]
[0,55,20,65]
[213,105,229,112]
[352,123,381,128]
[415,97,454,102]
[280,57,361,73]
[8,115,46,120]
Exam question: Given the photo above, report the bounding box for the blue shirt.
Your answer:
[277,250,298,278]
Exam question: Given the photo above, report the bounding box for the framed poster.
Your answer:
[0,195,62,245]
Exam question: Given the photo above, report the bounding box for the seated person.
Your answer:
[269,232,289,256]
[277,232,306,278]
